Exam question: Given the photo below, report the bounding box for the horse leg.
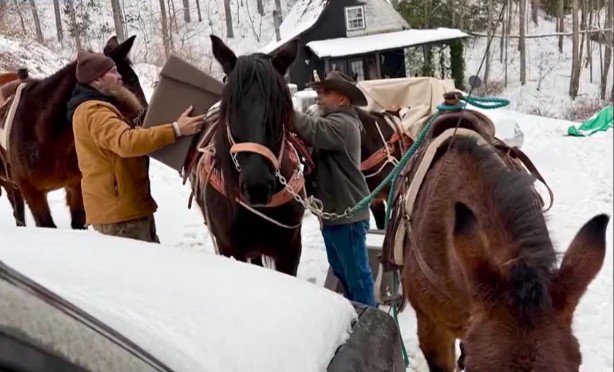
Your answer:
[273,238,302,276]
[6,185,25,226]
[19,182,56,228]
[370,199,386,230]
[415,310,456,372]
[65,181,86,230]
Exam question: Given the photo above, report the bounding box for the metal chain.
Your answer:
[275,169,356,221]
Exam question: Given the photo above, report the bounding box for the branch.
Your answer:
[467,28,613,38]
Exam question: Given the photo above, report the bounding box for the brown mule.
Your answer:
[4,35,147,229]
[399,134,608,371]
[0,69,28,226]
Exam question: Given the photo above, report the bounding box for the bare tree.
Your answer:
[158,0,171,57]
[602,0,613,99]
[224,0,233,38]
[273,10,281,41]
[519,0,527,85]
[557,0,564,52]
[110,0,126,41]
[183,0,191,22]
[195,0,202,21]
[531,0,539,25]
[257,0,264,15]
[569,0,580,98]
[28,0,44,43]
[484,0,492,86]
[274,0,282,22]
[53,0,63,43]
[65,0,82,50]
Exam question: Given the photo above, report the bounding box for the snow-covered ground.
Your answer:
[0,62,612,370]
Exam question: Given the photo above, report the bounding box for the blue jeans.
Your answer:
[322,219,376,307]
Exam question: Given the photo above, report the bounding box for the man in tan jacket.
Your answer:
[68,51,205,243]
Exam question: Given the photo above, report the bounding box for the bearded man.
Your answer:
[68,51,205,243]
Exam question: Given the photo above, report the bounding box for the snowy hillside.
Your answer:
[0,35,612,371]
[465,9,613,120]
[1,0,609,118]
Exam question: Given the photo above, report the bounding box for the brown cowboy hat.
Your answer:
[307,71,368,107]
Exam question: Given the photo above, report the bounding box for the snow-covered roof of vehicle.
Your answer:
[0,227,357,371]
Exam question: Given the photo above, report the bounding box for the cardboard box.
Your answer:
[143,55,224,172]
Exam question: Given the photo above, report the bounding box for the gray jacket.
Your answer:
[294,106,370,226]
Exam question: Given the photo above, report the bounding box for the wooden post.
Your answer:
[374,52,382,79]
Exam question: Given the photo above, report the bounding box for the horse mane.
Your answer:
[214,53,294,207]
[449,136,557,324]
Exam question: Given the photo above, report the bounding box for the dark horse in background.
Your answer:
[304,104,411,229]
[188,35,305,275]
[1,35,147,229]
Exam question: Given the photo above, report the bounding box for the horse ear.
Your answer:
[210,35,237,75]
[107,35,136,60]
[550,214,608,322]
[271,38,298,75]
[452,202,500,302]
[104,36,119,55]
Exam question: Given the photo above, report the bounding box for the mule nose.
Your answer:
[242,179,274,205]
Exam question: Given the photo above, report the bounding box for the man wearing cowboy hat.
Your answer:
[293,71,375,307]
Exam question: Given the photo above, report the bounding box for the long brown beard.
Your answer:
[96,80,144,124]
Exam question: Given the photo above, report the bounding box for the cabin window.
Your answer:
[345,6,365,31]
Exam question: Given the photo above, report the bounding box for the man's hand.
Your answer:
[176,105,206,136]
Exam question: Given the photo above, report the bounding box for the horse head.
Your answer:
[103,35,147,108]
[453,202,608,371]
[210,34,298,206]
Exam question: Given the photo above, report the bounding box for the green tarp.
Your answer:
[567,105,613,137]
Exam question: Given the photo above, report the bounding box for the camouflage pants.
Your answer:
[92,215,160,243]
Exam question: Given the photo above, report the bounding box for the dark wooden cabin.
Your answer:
[261,0,469,90]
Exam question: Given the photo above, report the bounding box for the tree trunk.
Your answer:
[531,0,539,25]
[569,0,580,98]
[602,0,613,100]
[558,0,564,52]
[158,0,171,57]
[53,0,63,43]
[183,0,190,22]
[28,0,44,43]
[519,0,527,85]
[275,0,282,22]
[224,0,233,38]
[273,10,281,41]
[257,0,263,15]
[110,0,126,41]
[500,0,506,63]
[484,0,492,86]
[168,0,179,33]
[195,0,202,21]
[14,0,26,36]
[65,0,82,50]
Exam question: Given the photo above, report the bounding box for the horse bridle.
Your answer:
[226,124,286,173]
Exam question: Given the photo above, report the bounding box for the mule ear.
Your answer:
[108,35,136,60]
[210,35,237,75]
[271,38,298,75]
[103,36,120,55]
[452,202,500,301]
[550,214,609,322]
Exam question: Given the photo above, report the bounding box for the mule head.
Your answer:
[452,202,608,371]
[103,35,147,107]
[210,34,298,205]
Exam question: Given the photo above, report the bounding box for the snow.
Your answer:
[259,0,328,54]
[0,15,612,370]
[0,226,357,372]
[306,28,470,58]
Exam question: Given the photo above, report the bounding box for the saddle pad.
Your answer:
[0,82,27,154]
[390,127,490,266]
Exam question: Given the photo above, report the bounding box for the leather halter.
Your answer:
[188,121,306,209]
[227,125,285,171]
[360,114,413,173]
